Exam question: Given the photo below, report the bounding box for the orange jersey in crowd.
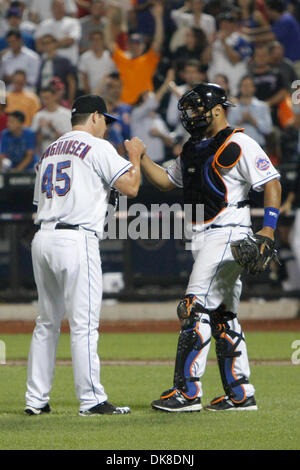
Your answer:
[5,91,41,127]
[112,44,160,105]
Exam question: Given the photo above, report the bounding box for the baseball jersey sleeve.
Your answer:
[166,156,183,188]
[33,165,41,206]
[236,136,280,192]
[92,139,133,187]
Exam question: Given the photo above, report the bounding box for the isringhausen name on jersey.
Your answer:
[39,140,91,164]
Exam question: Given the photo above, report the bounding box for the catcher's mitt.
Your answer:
[230,234,278,275]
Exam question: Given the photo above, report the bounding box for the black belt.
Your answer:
[55,223,79,230]
[206,224,250,231]
[207,224,222,230]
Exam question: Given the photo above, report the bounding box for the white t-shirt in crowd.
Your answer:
[0,46,40,88]
[33,130,132,238]
[35,16,81,65]
[207,33,252,97]
[131,93,172,162]
[78,50,117,93]
[31,106,72,153]
[30,0,77,22]
[171,9,216,39]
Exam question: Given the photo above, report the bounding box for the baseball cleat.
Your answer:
[24,403,51,415]
[205,395,258,411]
[79,401,131,416]
[151,390,202,413]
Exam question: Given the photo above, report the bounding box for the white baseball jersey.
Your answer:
[26,130,133,413]
[33,130,132,238]
[166,131,280,228]
[163,131,280,402]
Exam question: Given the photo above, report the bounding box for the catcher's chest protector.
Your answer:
[181,127,244,223]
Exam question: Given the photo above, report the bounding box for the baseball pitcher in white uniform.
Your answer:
[141,83,281,412]
[25,94,145,416]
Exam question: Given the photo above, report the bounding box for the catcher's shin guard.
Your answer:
[209,306,248,403]
[167,296,211,399]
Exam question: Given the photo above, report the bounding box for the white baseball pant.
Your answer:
[26,228,107,412]
[185,226,255,399]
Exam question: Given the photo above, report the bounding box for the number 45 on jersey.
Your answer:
[42,161,71,198]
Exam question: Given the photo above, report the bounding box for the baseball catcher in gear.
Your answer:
[231,234,278,275]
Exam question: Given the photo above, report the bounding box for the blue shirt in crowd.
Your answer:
[271,12,300,61]
[0,31,35,52]
[0,127,36,169]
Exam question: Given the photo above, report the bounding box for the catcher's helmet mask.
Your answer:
[178,83,235,140]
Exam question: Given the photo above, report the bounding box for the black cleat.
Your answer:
[205,395,258,411]
[152,390,202,413]
[24,403,51,415]
[79,401,131,416]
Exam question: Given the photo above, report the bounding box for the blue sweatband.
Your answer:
[263,207,279,230]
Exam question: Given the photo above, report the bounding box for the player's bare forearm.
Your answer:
[141,154,176,191]
[257,178,282,240]
[114,137,144,198]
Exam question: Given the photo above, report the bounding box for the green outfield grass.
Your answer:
[0,331,299,361]
[0,332,300,450]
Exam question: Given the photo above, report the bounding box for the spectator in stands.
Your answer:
[36,34,76,106]
[105,1,163,105]
[269,40,298,91]
[5,70,40,127]
[29,0,77,23]
[227,75,272,147]
[49,76,71,109]
[95,73,132,140]
[249,43,288,125]
[204,10,252,97]
[166,59,205,130]
[35,0,82,66]
[0,6,35,52]
[0,110,36,171]
[214,73,237,105]
[0,30,40,90]
[171,26,208,82]
[0,104,8,134]
[79,0,106,53]
[131,0,157,47]
[170,0,216,51]
[130,73,174,165]
[31,87,72,155]
[235,0,274,45]
[265,0,300,76]
[78,30,117,94]
[0,1,37,37]
[280,159,300,281]
[76,0,92,19]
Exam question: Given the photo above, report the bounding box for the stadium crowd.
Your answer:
[0,0,300,293]
[0,0,299,169]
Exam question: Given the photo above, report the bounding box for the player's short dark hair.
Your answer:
[40,86,56,94]
[71,113,91,127]
[8,110,25,123]
[6,29,22,40]
[14,69,26,78]
[183,59,202,71]
[238,74,255,94]
[108,72,121,81]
